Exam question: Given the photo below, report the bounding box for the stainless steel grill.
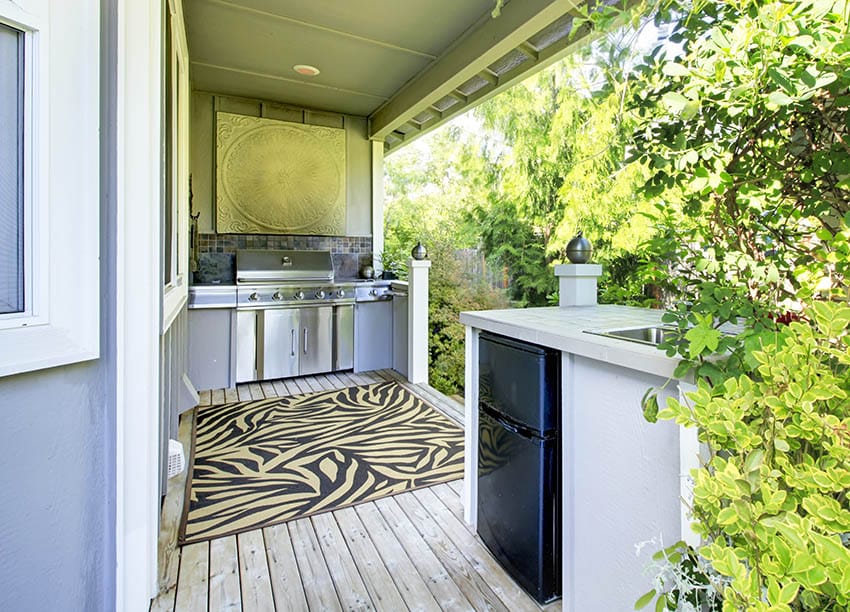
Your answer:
[235,249,354,307]
[233,249,355,382]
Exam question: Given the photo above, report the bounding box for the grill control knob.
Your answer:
[294,291,305,300]
[272,291,284,301]
[369,288,378,297]
[248,292,260,302]
[336,289,346,298]
[315,290,326,299]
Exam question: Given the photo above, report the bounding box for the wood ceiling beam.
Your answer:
[518,42,540,61]
[368,0,580,140]
[382,13,602,154]
[478,70,499,87]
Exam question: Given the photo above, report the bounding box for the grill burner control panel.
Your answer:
[354,284,394,302]
[237,284,354,308]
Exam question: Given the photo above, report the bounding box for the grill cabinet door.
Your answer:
[300,306,333,376]
[259,308,300,380]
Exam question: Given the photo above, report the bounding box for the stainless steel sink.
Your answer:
[585,326,679,346]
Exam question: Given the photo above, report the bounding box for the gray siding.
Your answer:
[0,362,113,611]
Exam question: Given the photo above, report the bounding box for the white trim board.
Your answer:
[115,0,162,608]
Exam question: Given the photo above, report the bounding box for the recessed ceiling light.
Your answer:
[293,64,320,76]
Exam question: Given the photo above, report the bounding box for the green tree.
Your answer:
[472,44,660,306]
[384,126,508,396]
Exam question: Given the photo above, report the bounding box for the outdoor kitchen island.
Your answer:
[460,303,700,612]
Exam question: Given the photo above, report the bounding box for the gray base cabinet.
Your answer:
[188,308,236,391]
[354,301,393,372]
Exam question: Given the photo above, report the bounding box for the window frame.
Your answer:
[0,0,99,377]
[0,21,28,317]
[160,0,189,332]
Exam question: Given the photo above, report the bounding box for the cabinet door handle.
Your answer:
[303,328,308,354]
[290,329,296,357]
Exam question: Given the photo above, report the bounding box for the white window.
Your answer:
[161,0,190,331]
[0,0,99,377]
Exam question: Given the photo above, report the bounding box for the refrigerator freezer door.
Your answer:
[478,332,561,434]
[477,409,561,603]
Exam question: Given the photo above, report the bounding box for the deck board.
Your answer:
[353,502,442,612]
[394,492,509,612]
[311,512,373,611]
[173,542,209,612]
[332,506,409,612]
[264,524,309,612]
[207,536,241,612]
[158,370,560,612]
[374,496,473,610]
[289,518,343,612]
[236,530,275,611]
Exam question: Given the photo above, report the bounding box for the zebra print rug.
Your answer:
[180,381,464,543]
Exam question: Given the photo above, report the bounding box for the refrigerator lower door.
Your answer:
[477,409,561,604]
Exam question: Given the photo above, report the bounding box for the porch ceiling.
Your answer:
[184,0,597,153]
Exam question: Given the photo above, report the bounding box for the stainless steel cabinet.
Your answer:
[235,310,257,383]
[354,301,393,372]
[259,308,300,379]
[299,306,333,376]
[243,305,333,380]
[334,304,354,371]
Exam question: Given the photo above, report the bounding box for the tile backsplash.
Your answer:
[192,233,373,285]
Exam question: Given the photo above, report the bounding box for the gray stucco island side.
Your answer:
[460,305,700,612]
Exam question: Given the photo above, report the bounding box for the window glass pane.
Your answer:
[0,22,24,315]
[163,12,173,286]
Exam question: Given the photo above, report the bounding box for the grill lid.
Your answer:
[236,249,334,284]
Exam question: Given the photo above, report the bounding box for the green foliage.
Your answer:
[627,0,850,609]
[658,305,850,610]
[468,195,556,306]
[384,127,509,397]
[427,236,508,395]
[630,0,850,372]
[636,540,724,611]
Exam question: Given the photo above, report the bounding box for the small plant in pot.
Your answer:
[377,247,407,281]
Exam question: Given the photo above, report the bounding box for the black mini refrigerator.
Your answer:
[477,331,562,604]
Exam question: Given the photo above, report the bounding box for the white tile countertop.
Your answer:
[460,304,681,380]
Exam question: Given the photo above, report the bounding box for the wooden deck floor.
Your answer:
[150,370,560,612]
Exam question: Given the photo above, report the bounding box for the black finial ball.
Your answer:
[566,231,592,263]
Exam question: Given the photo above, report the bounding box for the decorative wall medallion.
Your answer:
[216,112,346,235]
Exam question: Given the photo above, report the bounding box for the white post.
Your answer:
[463,325,480,527]
[554,263,602,307]
[407,258,431,384]
[371,141,385,266]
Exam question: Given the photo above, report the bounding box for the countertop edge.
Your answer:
[460,307,681,380]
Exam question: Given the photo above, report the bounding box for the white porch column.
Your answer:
[554,263,602,307]
[407,258,431,384]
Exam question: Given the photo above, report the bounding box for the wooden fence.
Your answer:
[454,248,508,289]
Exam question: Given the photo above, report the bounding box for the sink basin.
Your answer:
[586,326,678,346]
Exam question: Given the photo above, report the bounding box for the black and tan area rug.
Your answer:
[179,381,464,543]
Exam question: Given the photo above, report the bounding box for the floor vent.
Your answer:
[167,439,185,479]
